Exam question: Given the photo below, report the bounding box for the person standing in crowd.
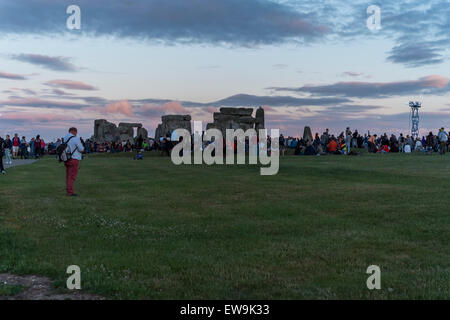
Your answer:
[0,136,6,174]
[40,137,46,156]
[29,137,35,158]
[12,133,20,159]
[34,135,42,158]
[352,130,358,149]
[279,133,286,156]
[20,136,28,159]
[321,129,330,147]
[4,135,12,165]
[345,127,352,154]
[399,133,405,152]
[63,127,85,197]
[438,128,448,155]
[426,132,434,153]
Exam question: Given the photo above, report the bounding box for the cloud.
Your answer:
[132,94,351,108]
[272,64,289,69]
[0,0,328,46]
[137,101,188,117]
[324,1,450,68]
[105,100,133,117]
[0,97,86,109]
[11,54,77,72]
[269,75,450,98]
[342,72,363,77]
[206,94,351,107]
[49,88,74,96]
[380,2,450,67]
[44,80,97,91]
[386,43,446,68]
[0,112,74,122]
[0,71,27,80]
[6,88,37,95]
[1,1,449,68]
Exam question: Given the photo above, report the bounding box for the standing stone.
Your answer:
[93,120,148,143]
[303,126,313,143]
[206,107,264,136]
[154,115,192,141]
[255,107,265,131]
[94,119,119,142]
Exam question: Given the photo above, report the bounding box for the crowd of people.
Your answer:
[1,126,449,174]
[279,127,449,156]
[0,134,50,174]
[82,137,156,154]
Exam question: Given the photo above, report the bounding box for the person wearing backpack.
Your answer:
[63,127,85,197]
[438,128,448,155]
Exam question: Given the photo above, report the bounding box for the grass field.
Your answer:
[0,152,449,299]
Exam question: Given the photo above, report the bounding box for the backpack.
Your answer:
[57,136,76,163]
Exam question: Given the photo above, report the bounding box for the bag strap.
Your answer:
[63,136,78,156]
[64,136,75,144]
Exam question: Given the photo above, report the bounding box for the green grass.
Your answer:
[0,284,24,296]
[0,151,449,299]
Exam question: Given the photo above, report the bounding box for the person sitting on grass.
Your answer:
[415,139,423,152]
[304,141,316,156]
[367,134,377,153]
[377,144,390,153]
[327,137,338,154]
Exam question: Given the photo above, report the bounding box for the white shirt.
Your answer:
[64,133,85,160]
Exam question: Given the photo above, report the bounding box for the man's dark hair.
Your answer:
[69,127,78,133]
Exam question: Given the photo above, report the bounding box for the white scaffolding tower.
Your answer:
[409,101,421,140]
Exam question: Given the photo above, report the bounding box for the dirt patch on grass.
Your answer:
[0,274,105,300]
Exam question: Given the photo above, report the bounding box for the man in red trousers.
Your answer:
[63,127,85,197]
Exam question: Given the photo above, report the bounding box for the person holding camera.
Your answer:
[63,127,85,197]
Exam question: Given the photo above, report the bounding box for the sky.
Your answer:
[0,0,449,141]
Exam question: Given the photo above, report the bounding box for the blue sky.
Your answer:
[0,0,449,140]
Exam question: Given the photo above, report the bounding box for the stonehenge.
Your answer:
[93,119,148,142]
[155,115,192,141]
[93,107,266,143]
[206,107,265,136]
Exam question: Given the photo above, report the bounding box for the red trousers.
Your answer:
[65,159,79,195]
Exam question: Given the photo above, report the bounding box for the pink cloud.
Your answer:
[421,75,449,88]
[44,79,97,91]
[0,71,27,80]
[105,100,134,116]
[140,101,188,116]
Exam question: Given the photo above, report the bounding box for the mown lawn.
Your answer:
[0,152,449,299]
